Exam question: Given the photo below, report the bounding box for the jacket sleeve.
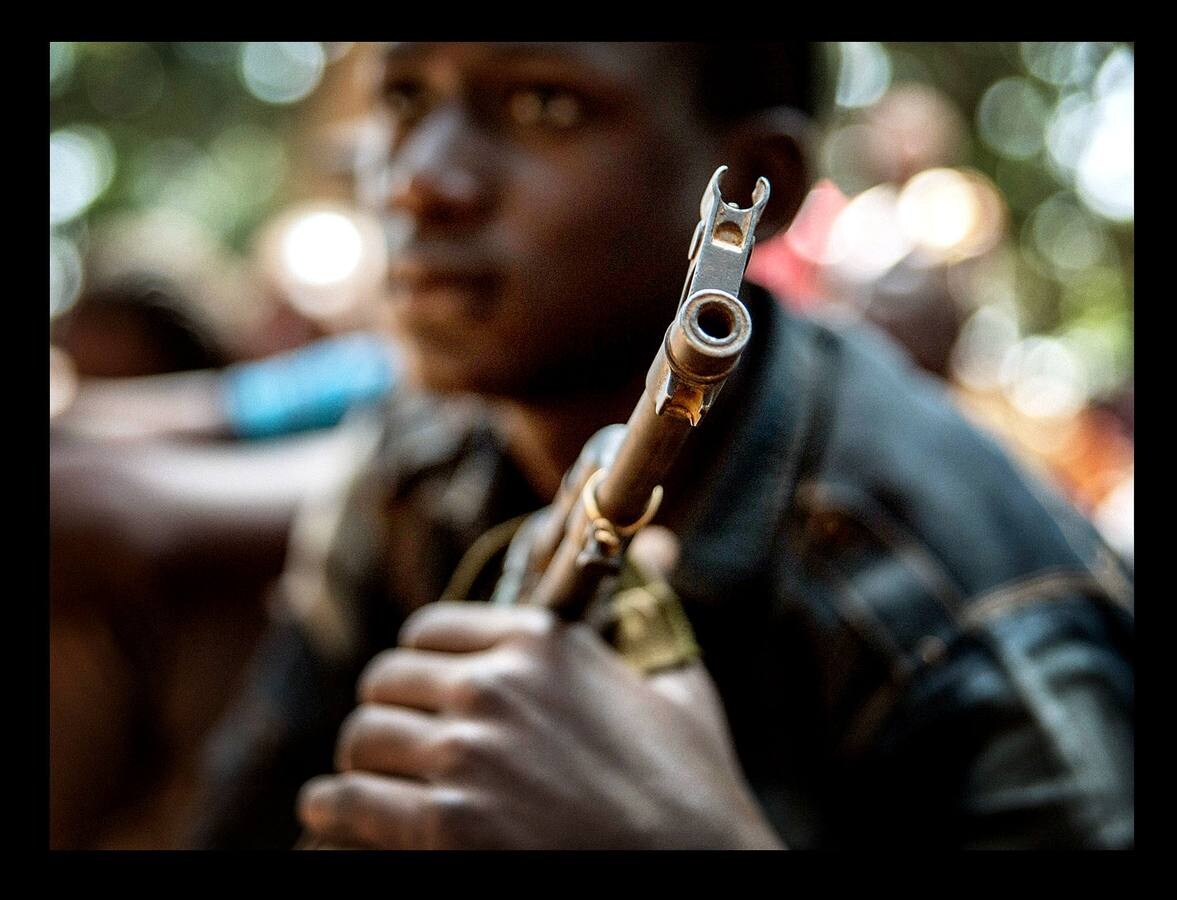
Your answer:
[186,614,363,849]
[836,595,1133,849]
[187,419,395,849]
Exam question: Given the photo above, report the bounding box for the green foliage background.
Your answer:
[49,41,1133,400]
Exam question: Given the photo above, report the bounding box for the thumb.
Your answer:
[626,525,680,582]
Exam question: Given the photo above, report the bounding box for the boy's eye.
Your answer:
[506,87,583,129]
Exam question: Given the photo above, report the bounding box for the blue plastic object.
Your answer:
[224,332,399,439]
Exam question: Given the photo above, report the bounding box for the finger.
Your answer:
[298,772,444,850]
[627,525,681,581]
[357,647,468,711]
[336,702,444,776]
[399,601,558,653]
[646,659,716,709]
[647,660,738,759]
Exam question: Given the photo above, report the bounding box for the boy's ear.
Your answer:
[716,108,813,240]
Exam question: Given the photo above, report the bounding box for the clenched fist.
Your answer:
[297,600,784,849]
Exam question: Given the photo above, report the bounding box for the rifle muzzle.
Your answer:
[650,288,752,426]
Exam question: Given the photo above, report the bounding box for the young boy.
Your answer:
[193,42,1133,850]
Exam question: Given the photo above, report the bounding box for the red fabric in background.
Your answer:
[746,179,848,311]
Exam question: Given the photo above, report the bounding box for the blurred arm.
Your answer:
[52,332,400,444]
[53,370,231,442]
[50,424,374,577]
[188,614,364,849]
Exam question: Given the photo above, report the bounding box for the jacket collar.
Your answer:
[666,287,828,600]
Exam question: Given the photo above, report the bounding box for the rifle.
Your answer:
[490,165,770,632]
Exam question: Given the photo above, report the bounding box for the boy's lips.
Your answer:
[387,258,503,329]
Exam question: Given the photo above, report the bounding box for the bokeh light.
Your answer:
[49,234,84,319]
[823,184,911,280]
[1060,319,1129,402]
[896,168,1005,262]
[1076,49,1133,222]
[1000,335,1088,420]
[50,126,116,226]
[49,42,76,95]
[1020,42,1108,88]
[239,42,326,105]
[810,41,1132,534]
[947,242,1019,312]
[861,83,966,184]
[1093,472,1134,565]
[977,77,1051,161]
[282,211,364,287]
[836,43,892,109]
[1029,44,1134,225]
[1095,45,1134,97]
[1026,192,1111,279]
[821,124,876,195]
[951,304,1021,392]
[897,170,976,252]
[49,345,78,419]
[1046,92,1098,178]
[259,203,388,322]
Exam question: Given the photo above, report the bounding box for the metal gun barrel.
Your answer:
[529,290,752,618]
[598,288,751,524]
[523,167,767,618]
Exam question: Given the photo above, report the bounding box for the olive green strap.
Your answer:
[603,577,701,674]
[439,515,530,605]
[441,519,700,675]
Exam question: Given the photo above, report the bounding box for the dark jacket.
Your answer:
[192,289,1133,849]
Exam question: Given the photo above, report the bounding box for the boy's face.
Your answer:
[360,43,721,398]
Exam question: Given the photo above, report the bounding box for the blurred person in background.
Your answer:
[173,42,1133,850]
[750,82,983,378]
[49,41,409,848]
[49,211,400,847]
[749,73,1134,562]
[53,274,234,378]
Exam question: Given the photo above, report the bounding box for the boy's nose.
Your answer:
[383,107,494,229]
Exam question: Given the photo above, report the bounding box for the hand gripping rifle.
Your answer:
[489,166,770,636]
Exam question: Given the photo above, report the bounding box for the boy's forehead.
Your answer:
[378,41,678,83]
